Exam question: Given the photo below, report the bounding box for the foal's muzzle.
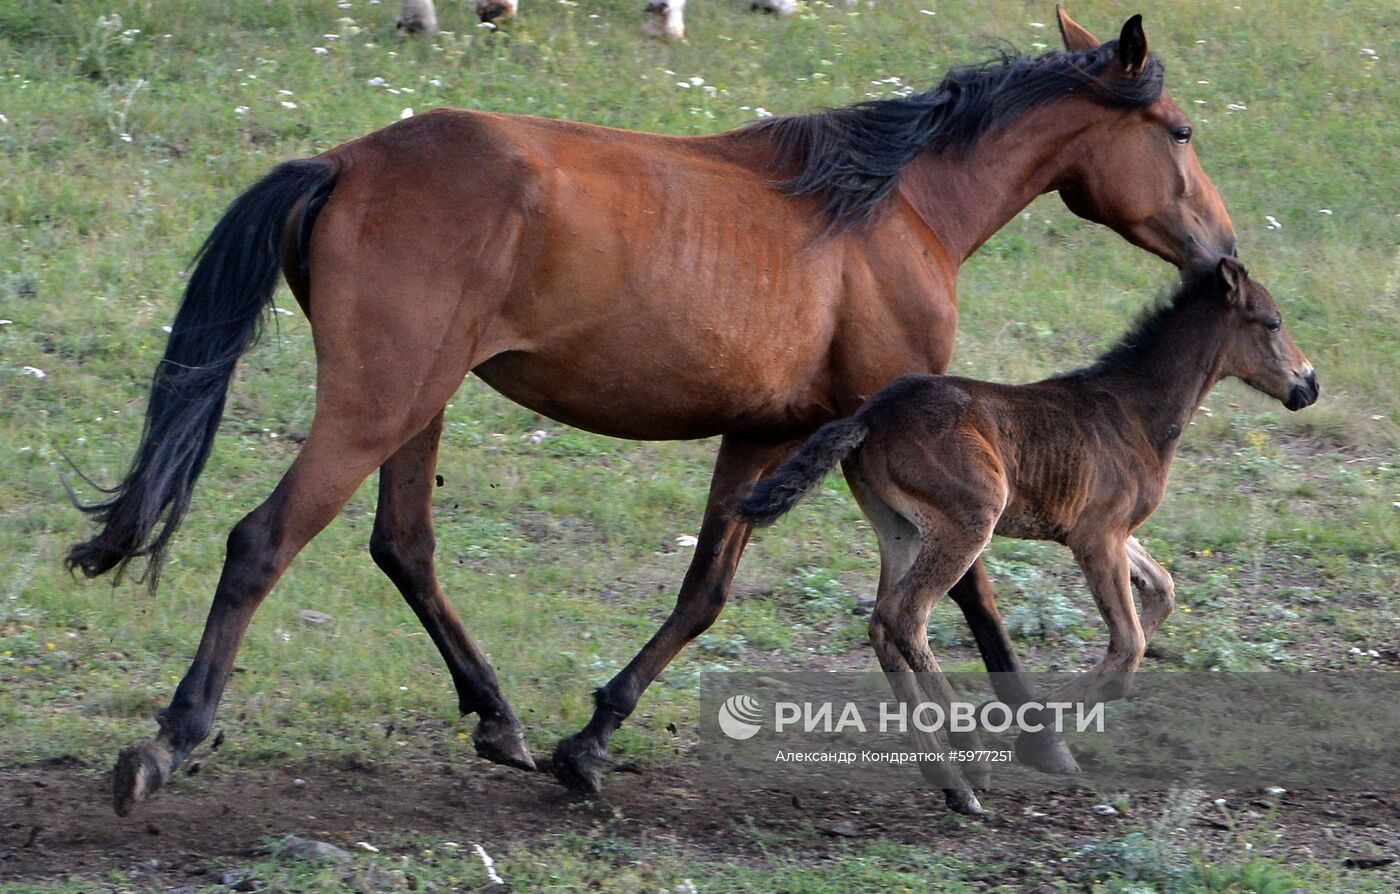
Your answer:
[1284,369,1319,412]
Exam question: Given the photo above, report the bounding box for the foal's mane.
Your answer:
[1065,270,1225,379]
[749,41,1165,230]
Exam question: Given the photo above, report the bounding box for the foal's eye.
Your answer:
[1172,126,1193,144]
[1264,318,1282,333]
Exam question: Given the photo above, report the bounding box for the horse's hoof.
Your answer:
[944,788,985,816]
[472,716,536,771]
[1015,731,1082,775]
[550,734,606,795]
[112,740,173,817]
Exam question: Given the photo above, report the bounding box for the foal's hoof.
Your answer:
[472,716,537,771]
[550,734,607,795]
[944,788,985,816]
[113,740,173,817]
[1015,731,1082,776]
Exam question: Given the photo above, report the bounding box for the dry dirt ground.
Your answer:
[3,743,1397,889]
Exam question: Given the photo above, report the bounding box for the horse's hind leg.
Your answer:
[112,417,409,815]
[948,560,1081,776]
[370,411,533,770]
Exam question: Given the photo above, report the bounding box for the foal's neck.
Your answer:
[1082,303,1228,456]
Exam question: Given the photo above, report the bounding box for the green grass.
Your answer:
[1,0,1398,889]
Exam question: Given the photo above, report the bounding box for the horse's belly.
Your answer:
[471,345,832,441]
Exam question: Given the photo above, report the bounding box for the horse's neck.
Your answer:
[897,100,1095,264]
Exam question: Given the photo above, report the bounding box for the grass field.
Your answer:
[1,0,1398,890]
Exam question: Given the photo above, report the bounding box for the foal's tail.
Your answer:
[66,158,339,591]
[734,418,870,527]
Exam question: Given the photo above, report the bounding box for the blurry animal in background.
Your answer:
[396,0,517,35]
[396,0,439,34]
[643,0,686,40]
[477,0,519,26]
[752,0,797,14]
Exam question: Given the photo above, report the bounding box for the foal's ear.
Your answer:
[1056,5,1101,51]
[1117,14,1149,76]
[1216,256,1249,305]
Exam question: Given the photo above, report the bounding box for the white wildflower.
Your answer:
[1318,209,1333,215]
[1226,103,1247,111]
[313,46,329,55]
[280,100,298,109]
[400,107,414,119]
[21,367,45,379]
[690,76,704,86]
[675,534,699,548]
[1265,215,1282,230]
[753,107,773,118]
[367,76,387,86]
[234,105,250,115]
[529,429,548,444]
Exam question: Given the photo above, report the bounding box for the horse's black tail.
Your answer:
[66,158,339,591]
[734,418,870,527]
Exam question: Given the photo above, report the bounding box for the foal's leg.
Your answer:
[1125,536,1176,641]
[869,520,995,815]
[948,561,1081,775]
[1044,538,1146,706]
[370,411,534,770]
[846,468,991,790]
[551,436,790,794]
[113,416,416,815]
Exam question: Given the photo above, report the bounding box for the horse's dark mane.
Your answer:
[748,41,1165,230]
[1063,269,1226,380]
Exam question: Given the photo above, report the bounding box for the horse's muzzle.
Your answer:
[1284,370,1319,412]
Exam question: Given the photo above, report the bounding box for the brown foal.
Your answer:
[737,258,1319,812]
[68,8,1243,815]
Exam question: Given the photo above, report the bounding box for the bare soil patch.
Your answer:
[3,747,1396,887]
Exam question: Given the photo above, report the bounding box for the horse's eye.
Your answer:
[1172,126,1193,144]
[1264,318,1282,333]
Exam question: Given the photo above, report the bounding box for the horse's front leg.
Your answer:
[947,559,1082,776]
[551,436,790,794]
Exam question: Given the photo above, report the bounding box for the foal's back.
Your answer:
[854,373,1160,545]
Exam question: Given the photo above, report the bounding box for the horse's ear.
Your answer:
[1216,256,1249,305]
[1117,14,1149,76]
[1056,5,1101,51]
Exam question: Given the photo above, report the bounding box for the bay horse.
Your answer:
[736,258,1319,812]
[67,8,1240,816]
